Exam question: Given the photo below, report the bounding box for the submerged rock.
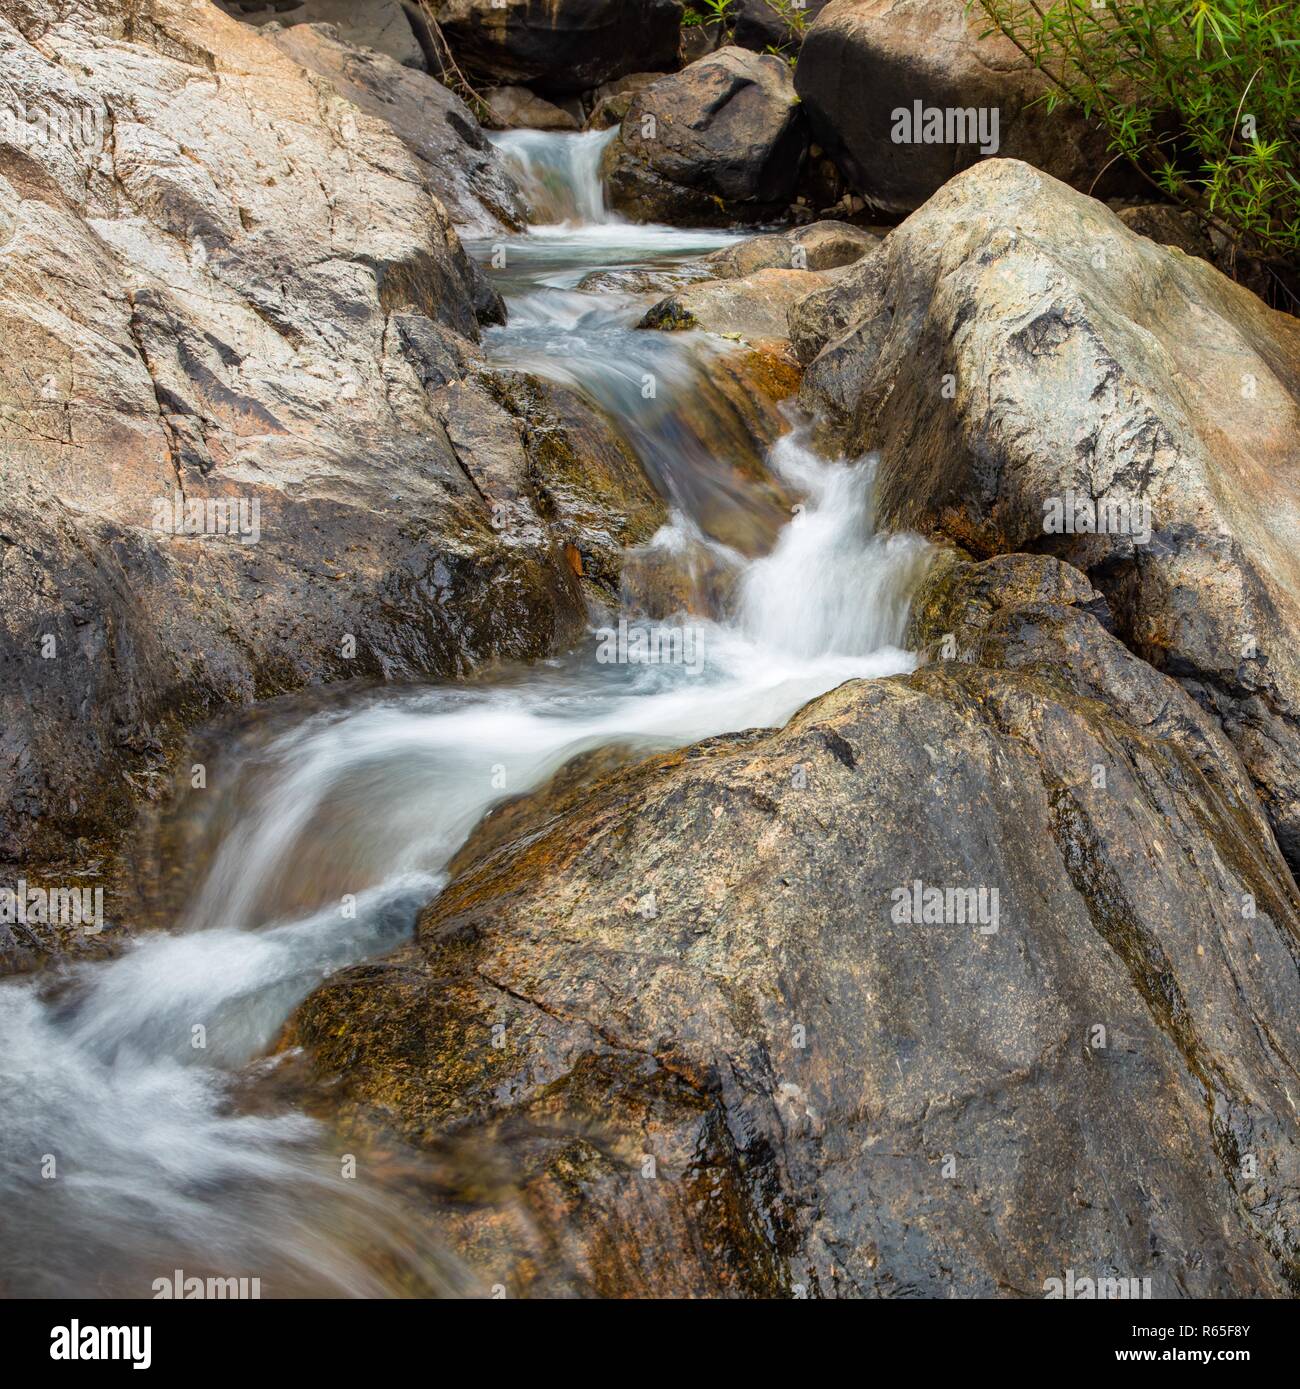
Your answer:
[798,159,1300,878]
[291,551,1300,1296]
[603,47,809,227]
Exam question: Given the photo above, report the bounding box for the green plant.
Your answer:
[768,0,814,37]
[973,1,1300,273]
[690,0,737,22]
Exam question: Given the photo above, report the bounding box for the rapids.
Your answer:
[0,131,930,1297]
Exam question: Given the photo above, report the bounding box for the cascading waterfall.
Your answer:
[489,128,620,226]
[0,129,931,1297]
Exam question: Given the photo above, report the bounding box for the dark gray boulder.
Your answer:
[434,0,684,98]
[603,47,809,226]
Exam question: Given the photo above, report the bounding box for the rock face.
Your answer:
[0,1,659,911]
[291,551,1300,1296]
[795,0,1119,215]
[218,0,430,71]
[434,0,683,98]
[603,47,809,226]
[266,21,527,236]
[797,158,1300,879]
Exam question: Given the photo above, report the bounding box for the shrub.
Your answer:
[974,1,1300,278]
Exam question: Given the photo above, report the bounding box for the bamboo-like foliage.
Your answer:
[974,1,1300,270]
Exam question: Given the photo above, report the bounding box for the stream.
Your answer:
[0,130,931,1297]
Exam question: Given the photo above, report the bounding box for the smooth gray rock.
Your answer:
[798,159,1300,878]
[266,21,527,236]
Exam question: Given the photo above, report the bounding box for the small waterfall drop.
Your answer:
[490,128,618,226]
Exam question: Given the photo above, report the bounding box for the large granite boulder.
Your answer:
[795,0,1120,215]
[289,553,1300,1295]
[603,47,809,226]
[265,21,527,235]
[796,158,1300,878]
[433,0,684,98]
[0,0,660,944]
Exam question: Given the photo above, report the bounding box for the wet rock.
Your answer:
[640,265,851,346]
[291,551,1300,1296]
[433,0,683,98]
[0,0,657,926]
[484,85,579,132]
[798,158,1300,877]
[795,0,1121,216]
[484,373,670,603]
[266,22,527,236]
[575,263,712,298]
[699,220,878,279]
[602,47,809,226]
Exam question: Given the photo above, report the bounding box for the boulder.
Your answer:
[433,0,683,98]
[484,84,579,132]
[0,0,660,954]
[585,73,660,131]
[798,159,1300,877]
[1114,202,1214,263]
[794,0,1120,216]
[603,47,809,226]
[640,265,850,345]
[290,552,1300,1295]
[266,22,527,235]
[732,0,832,52]
[698,220,877,278]
[217,0,429,70]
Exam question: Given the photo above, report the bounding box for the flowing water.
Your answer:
[0,132,931,1297]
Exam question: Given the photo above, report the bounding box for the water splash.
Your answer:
[490,127,619,226]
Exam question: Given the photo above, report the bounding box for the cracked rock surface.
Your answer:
[289,552,1300,1297]
[0,0,660,928]
[797,159,1300,882]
